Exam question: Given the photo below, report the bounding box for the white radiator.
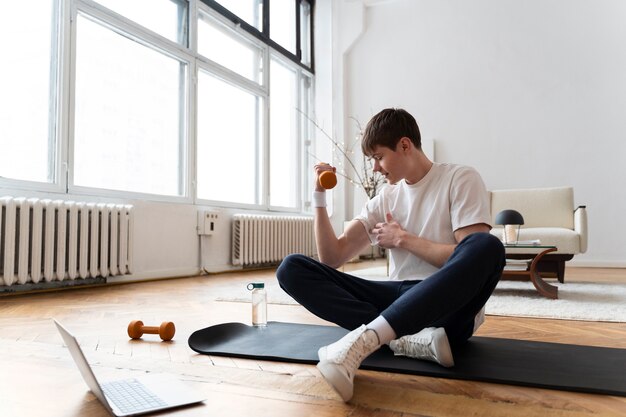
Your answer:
[232,214,316,266]
[0,197,133,286]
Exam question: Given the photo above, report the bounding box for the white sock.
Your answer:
[366,316,397,345]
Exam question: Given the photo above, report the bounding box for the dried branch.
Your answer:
[300,109,384,199]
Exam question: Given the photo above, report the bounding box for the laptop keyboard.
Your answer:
[102,378,168,414]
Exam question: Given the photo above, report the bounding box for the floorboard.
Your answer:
[1,263,625,417]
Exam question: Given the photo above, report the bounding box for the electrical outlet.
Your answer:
[197,209,221,236]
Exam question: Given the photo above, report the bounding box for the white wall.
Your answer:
[3,0,624,286]
[340,0,626,266]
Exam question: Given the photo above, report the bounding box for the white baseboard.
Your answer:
[569,260,626,268]
[201,264,243,274]
[108,267,202,283]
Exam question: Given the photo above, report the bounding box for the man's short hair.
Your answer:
[361,108,422,156]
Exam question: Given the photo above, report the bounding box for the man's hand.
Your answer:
[372,213,491,268]
[372,213,405,249]
[314,163,336,192]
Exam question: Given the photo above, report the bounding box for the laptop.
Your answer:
[54,319,205,416]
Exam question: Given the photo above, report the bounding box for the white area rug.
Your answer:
[487,280,626,322]
[353,267,626,322]
[216,267,626,323]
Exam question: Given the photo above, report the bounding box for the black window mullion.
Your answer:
[262,0,270,38]
[295,0,302,62]
[309,0,314,72]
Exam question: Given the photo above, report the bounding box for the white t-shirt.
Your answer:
[355,162,491,281]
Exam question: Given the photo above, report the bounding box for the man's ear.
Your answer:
[399,137,412,152]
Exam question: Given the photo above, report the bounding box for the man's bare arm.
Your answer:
[312,163,371,268]
[315,214,371,269]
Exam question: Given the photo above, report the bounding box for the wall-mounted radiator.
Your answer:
[232,214,316,267]
[0,197,133,287]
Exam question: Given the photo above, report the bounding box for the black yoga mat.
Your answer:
[188,321,626,397]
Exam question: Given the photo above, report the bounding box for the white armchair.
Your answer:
[489,186,588,282]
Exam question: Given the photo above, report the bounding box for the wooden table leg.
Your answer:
[529,248,559,299]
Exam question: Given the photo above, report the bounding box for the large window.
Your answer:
[73,14,187,196]
[197,71,262,204]
[269,56,298,208]
[270,1,296,54]
[0,0,314,211]
[0,1,58,184]
[197,10,263,84]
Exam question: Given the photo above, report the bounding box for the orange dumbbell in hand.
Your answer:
[318,164,337,189]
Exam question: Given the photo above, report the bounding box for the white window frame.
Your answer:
[194,3,313,213]
[0,0,66,195]
[67,0,194,203]
[0,0,315,212]
[265,50,313,213]
[194,4,269,210]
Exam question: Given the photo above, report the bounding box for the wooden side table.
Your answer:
[502,245,559,299]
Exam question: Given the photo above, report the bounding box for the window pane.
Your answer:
[214,0,262,30]
[269,58,297,208]
[73,15,185,196]
[270,0,296,54]
[94,0,187,44]
[197,71,261,204]
[198,12,263,84]
[301,74,314,210]
[300,1,312,66]
[0,1,56,183]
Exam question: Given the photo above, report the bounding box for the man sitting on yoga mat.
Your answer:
[276,108,505,402]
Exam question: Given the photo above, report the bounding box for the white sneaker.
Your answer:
[317,325,380,402]
[389,327,454,368]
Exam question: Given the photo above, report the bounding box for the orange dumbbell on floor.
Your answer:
[127,320,176,341]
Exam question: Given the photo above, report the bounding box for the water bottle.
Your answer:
[247,283,267,326]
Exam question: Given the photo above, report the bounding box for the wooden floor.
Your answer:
[1,262,626,417]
